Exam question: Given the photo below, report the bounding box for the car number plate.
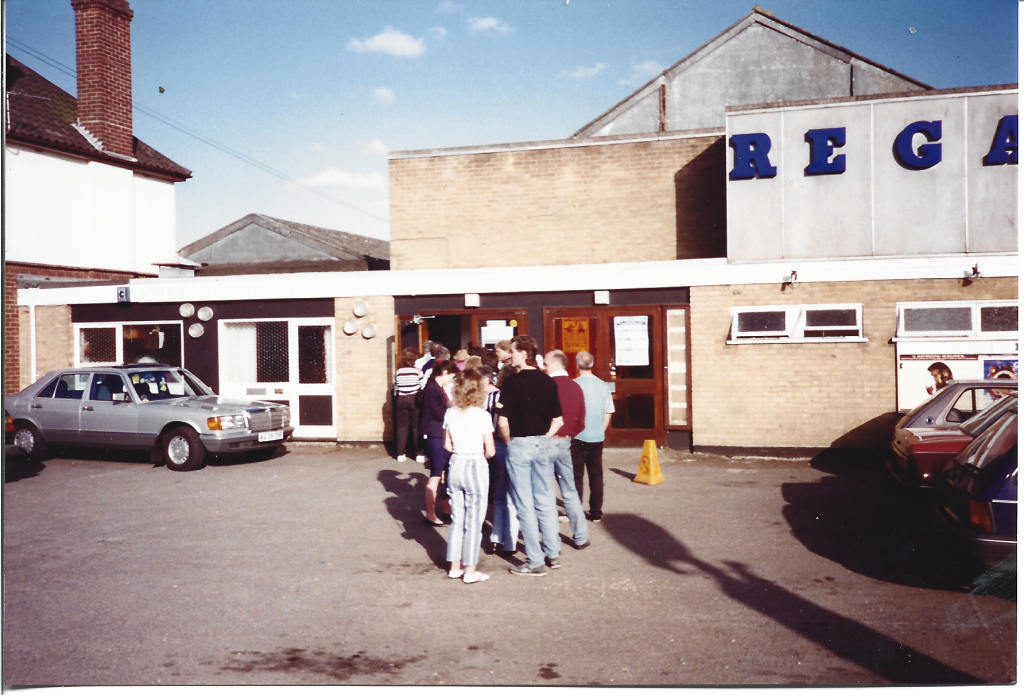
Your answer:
[258,430,284,443]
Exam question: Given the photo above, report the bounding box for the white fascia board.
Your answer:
[17,253,1018,307]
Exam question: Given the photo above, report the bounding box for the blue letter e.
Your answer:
[729,133,777,180]
[805,127,846,175]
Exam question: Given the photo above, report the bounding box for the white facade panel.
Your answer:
[5,145,177,275]
[726,90,1018,262]
[725,111,784,261]
[133,174,178,274]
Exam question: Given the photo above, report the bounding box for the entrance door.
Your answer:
[545,307,664,446]
[218,318,336,439]
[394,311,529,367]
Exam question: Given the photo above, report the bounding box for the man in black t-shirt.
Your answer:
[497,335,564,575]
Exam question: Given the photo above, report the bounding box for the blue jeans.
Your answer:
[547,437,588,545]
[506,435,560,566]
[489,441,520,551]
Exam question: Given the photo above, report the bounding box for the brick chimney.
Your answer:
[72,0,134,158]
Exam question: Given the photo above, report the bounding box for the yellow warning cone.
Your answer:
[633,440,665,485]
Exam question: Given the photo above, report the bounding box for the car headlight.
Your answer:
[281,406,291,427]
[207,414,247,431]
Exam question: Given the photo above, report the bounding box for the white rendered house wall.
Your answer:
[5,144,177,275]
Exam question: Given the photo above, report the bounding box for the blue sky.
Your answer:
[6,0,1018,249]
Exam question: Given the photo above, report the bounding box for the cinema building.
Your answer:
[14,10,1018,453]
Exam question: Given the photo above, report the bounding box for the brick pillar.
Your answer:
[4,267,21,394]
[72,0,134,158]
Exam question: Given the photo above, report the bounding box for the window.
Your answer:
[89,374,129,402]
[897,301,1018,338]
[76,322,183,366]
[728,304,864,344]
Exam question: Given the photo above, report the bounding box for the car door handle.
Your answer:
[31,404,43,409]
[82,406,94,411]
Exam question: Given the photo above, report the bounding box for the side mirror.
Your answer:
[111,392,128,402]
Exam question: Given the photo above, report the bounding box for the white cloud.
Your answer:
[348,26,425,57]
[293,168,387,192]
[309,143,325,153]
[468,17,512,34]
[437,1,462,13]
[359,139,389,157]
[429,26,448,40]
[560,63,606,79]
[374,87,395,103]
[617,60,666,85]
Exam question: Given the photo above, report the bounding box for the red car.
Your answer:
[888,383,1017,488]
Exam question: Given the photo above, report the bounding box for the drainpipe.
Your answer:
[28,291,38,383]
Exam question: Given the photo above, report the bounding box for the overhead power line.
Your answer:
[6,38,388,224]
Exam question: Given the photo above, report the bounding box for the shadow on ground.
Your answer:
[4,456,45,483]
[603,512,983,685]
[378,469,448,569]
[782,449,983,592]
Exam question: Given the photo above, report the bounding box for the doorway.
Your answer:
[545,306,665,446]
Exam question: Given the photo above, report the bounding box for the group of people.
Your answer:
[393,335,615,583]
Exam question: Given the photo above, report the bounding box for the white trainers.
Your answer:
[416,455,426,463]
[396,455,408,462]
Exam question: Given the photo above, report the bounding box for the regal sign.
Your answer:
[724,89,1018,261]
[729,115,1017,179]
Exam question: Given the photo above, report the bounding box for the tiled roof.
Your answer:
[5,55,191,181]
[179,213,390,262]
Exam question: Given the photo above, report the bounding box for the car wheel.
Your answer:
[13,423,48,460]
[162,427,205,472]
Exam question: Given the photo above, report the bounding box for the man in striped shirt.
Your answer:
[395,347,425,462]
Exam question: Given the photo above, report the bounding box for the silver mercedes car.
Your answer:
[6,364,293,472]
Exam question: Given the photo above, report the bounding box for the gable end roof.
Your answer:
[573,7,933,138]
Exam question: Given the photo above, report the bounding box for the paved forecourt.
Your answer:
[2,444,1015,685]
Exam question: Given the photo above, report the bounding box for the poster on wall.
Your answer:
[479,320,514,347]
[613,316,649,366]
[896,352,1018,411]
[561,319,590,353]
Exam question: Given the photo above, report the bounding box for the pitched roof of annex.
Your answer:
[5,55,191,181]
[178,213,390,263]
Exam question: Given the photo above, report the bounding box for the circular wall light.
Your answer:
[361,323,377,339]
[197,306,214,322]
[179,303,195,318]
[343,319,359,335]
[188,323,205,338]
[353,301,369,318]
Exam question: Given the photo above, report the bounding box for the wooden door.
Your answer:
[544,306,664,446]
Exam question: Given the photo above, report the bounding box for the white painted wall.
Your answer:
[5,145,177,275]
[726,90,1018,261]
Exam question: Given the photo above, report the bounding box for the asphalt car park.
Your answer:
[3,445,1015,686]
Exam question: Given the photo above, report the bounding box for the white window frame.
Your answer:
[896,300,1018,339]
[727,303,865,344]
[74,321,186,367]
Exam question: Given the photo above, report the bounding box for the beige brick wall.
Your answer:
[390,135,726,269]
[18,305,74,390]
[334,296,397,442]
[690,277,1018,449]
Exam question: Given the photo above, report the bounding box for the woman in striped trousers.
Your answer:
[443,368,496,584]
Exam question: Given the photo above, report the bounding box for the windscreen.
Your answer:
[128,369,195,401]
[955,411,1017,471]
